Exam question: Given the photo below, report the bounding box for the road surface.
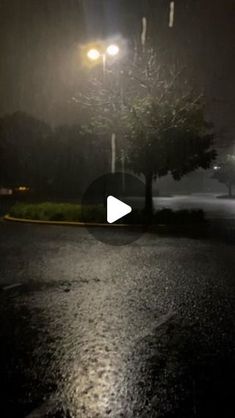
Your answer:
[0,221,235,417]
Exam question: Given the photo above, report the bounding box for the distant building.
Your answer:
[0,188,13,196]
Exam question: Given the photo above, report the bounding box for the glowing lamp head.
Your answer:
[87,48,101,61]
[106,44,120,57]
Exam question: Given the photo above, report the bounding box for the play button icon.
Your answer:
[107,196,132,224]
[82,172,146,245]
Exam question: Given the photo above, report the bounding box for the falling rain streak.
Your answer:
[169,1,175,28]
[141,16,147,46]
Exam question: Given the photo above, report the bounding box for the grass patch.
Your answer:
[9,202,105,223]
[8,202,205,225]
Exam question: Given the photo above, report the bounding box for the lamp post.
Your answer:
[86,43,120,174]
[86,44,120,83]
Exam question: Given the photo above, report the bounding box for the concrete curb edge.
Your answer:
[3,214,144,228]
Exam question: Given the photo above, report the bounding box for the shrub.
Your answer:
[9,202,107,223]
[9,202,205,225]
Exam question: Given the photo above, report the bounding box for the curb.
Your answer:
[3,215,207,233]
[3,214,144,228]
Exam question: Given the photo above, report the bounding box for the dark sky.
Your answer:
[0,0,234,146]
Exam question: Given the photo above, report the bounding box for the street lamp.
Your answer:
[87,44,120,63]
[86,43,120,175]
[87,44,120,75]
[87,48,101,61]
[106,44,120,57]
[87,43,120,73]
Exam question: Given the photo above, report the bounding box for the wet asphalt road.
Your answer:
[0,222,235,418]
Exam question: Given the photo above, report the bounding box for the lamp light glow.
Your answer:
[87,48,101,61]
[106,44,120,57]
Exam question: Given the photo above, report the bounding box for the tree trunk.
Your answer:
[228,183,232,198]
[144,172,153,218]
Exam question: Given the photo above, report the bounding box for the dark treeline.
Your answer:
[0,112,110,197]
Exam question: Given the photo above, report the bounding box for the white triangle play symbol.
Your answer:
[107,196,132,224]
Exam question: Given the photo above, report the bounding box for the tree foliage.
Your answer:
[0,112,109,196]
[123,49,215,178]
[0,112,51,189]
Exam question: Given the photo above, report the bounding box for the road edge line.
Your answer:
[3,214,145,228]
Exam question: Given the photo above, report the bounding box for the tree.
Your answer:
[123,49,216,214]
[0,112,51,190]
[49,125,110,196]
[0,112,110,197]
[79,47,216,216]
[213,155,235,197]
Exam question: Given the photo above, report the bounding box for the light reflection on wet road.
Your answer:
[0,222,235,417]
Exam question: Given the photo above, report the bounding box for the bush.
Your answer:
[9,202,105,223]
[9,202,205,225]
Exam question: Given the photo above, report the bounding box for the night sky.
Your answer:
[0,0,234,147]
